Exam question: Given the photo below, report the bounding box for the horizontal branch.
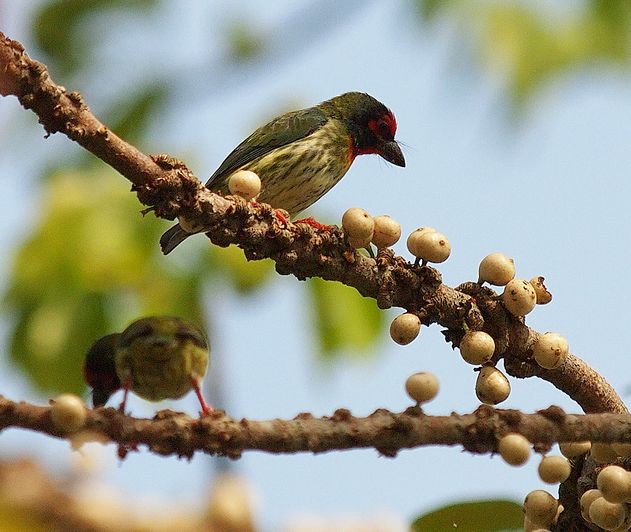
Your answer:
[0,31,626,417]
[2,396,631,459]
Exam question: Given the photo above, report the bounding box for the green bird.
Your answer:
[160,91,405,254]
[83,316,211,414]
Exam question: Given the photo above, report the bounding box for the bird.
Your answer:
[83,316,211,415]
[160,92,405,254]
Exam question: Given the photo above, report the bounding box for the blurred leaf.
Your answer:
[107,85,167,145]
[308,278,383,359]
[3,169,207,394]
[214,245,274,295]
[416,0,631,109]
[33,0,157,76]
[0,502,49,532]
[411,499,523,531]
[226,22,265,61]
[416,0,461,21]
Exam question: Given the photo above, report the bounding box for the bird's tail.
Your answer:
[160,223,191,255]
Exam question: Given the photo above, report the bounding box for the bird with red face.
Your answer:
[160,92,405,254]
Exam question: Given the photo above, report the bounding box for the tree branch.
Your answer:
[0,32,625,418]
[2,396,631,460]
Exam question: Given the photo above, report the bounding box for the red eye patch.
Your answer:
[368,111,397,139]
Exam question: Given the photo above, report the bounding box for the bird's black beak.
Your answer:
[380,141,405,167]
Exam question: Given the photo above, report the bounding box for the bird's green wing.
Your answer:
[206,106,328,187]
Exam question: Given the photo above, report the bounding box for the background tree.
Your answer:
[1,0,631,529]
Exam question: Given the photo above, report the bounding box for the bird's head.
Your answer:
[117,316,209,356]
[83,333,122,408]
[325,92,405,167]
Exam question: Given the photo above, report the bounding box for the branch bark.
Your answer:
[2,396,631,460]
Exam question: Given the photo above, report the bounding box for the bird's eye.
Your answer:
[377,120,391,138]
[119,321,154,347]
[175,326,208,349]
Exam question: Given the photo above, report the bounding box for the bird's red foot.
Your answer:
[118,380,131,414]
[274,209,289,225]
[192,378,213,417]
[294,217,333,231]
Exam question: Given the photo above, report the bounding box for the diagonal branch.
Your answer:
[0,31,626,417]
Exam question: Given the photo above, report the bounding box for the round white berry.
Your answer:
[597,465,631,504]
[532,332,570,369]
[475,365,510,405]
[459,331,495,365]
[390,313,421,345]
[502,279,537,316]
[523,490,558,528]
[371,215,401,249]
[407,230,450,264]
[538,455,571,484]
[347,235,373,249]
[589,496,626,530]
[228,170,261,201]
[559,441,591,458]
[580,489,602,522]
[406,227,434,256]
[342,208,374,242]
[532,332,568,369]
[51,393,87,432]
[498,433,531,466]
[478,253,515,286]
[405,372,439,404]
[530,276,552,304]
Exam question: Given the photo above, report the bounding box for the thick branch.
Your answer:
[0,32,625,417]
[2,396,631,459]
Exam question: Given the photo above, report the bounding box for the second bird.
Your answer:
[160,91,405,254]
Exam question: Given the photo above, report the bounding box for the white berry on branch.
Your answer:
[475,365,510,405]
[459,331,495,365]
[389,313,421,345]
[405,372,439,404]
[228,170,262,201]
[502,279,537,316]
[478,252,515,286]
[371,215,401,249]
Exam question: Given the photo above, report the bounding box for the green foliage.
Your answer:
[33,0,157,76]
[226,22,265,61]
[213,245,274,295]
[107,85,167,146]
[3,169,207,394]
[308,278,384,359]
[416,0,631,108]
[411,499,523,531]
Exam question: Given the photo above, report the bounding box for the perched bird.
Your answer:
[83,316,211,414]
[160,91,405,254]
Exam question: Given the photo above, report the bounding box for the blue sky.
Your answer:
[2,1,631,530]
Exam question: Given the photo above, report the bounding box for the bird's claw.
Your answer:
[294,217,334,231]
